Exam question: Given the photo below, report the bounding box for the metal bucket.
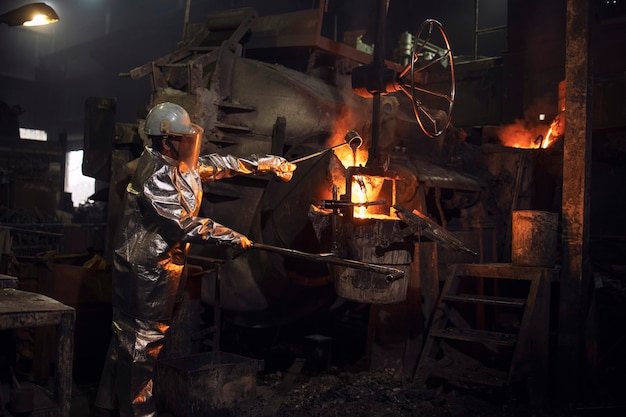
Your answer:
[332,219,411,304]
[511,210,559,267]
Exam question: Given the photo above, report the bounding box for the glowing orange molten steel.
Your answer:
[350,175,389,218]
[498,116,561,149]
[324,110,400,219]
[333,143,374,219]
[329,134,396,219]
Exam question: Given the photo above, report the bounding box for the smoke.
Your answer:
[497,119,547,148]
[497,95,558,148]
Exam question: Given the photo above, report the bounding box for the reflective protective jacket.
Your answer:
[112,147,264,321]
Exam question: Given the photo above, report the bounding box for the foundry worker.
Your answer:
[94,102,296,417]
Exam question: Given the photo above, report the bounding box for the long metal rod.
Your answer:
[251,242,404,282]
[289,131,362,164]
[289,142,349,164]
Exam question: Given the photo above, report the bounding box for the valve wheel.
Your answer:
[397,19,456,138]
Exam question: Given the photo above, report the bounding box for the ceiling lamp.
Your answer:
[0,2,59,27]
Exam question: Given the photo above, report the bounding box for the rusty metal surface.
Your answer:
[0,289,75,417]
[408,156,482,191]
[244,5,403,72]
[307,213,414,304]
[415,263,556,405]
[0,274,18,289]
[393,204,478,256]
[558,0,593,400]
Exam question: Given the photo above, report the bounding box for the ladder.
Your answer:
[414,263,558,405]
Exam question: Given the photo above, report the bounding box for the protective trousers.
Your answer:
[94,313,169,417]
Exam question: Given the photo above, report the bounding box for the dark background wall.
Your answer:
[1,0,624,159]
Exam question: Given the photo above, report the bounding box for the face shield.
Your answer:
[166,123,203,172]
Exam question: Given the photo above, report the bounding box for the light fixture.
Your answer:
[0,2,59,27]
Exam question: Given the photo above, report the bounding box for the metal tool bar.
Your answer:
[251,242,404,282]
[320,200,387,210]
[393,204,478,256]
[289,142,349,164]
[289,130,363,164]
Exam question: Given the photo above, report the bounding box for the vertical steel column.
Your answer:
[367,0,387,167]
[558,0,592,400]
[474,0,479,61]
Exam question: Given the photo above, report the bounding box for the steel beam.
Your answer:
[558,0,592,400]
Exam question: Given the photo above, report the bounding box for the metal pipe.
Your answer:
[250,242,405,282]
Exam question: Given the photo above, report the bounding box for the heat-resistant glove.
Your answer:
[232,232,252,249]
[257,155,297,182]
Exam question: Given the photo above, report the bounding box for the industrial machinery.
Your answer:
[86,1,503,361]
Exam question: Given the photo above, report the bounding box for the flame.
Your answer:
[498,115,562,149]
[540,125,554,149]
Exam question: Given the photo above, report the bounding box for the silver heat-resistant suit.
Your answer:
[95,102,294,417]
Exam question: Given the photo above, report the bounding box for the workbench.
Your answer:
[0,288,75,417]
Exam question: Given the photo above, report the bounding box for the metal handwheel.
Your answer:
[395,19,456,138]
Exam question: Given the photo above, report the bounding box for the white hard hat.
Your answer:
[144,102,198,136]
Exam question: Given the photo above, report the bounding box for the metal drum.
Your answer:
[332,218,412,304]
[511,210,559,267]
